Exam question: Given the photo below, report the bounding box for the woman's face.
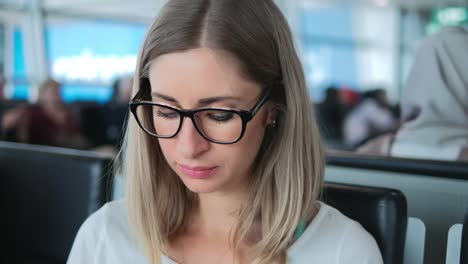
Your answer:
[39,83,62,106]
[148,48,272,194]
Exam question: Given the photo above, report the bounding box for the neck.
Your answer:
[190,190,247,238]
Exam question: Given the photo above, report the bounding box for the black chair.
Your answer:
[80,104,128,147]
[462,210,468,264]
[323,182,408,264]
[0,141,113,264]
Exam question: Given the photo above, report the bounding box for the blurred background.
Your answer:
[1,2,468,264]
[0,0,467,157]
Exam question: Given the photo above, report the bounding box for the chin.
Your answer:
[181,179,223,193]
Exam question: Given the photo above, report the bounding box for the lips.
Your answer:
[178,164,218,179]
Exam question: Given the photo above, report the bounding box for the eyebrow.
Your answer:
[151,91,242,106]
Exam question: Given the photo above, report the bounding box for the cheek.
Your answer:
[227,121,266,170]
[157,140,175,162]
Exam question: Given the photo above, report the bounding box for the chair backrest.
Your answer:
[80,104,128,147]
[462,210,468,264]
[403,217,426,264]
[325,151,468,264]
[0,141,113,263]
[322,182,408,264]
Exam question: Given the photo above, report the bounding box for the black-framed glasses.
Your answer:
[129,89,271,144]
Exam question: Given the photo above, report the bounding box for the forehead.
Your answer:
[148,48,260,103]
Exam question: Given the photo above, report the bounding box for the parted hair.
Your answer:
[120,0,325,263]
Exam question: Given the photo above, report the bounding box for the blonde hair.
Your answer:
[119,0,325,263]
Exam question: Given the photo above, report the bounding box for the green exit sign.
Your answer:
[426,7,468,34]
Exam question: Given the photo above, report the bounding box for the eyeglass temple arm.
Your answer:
[249,89,271,117]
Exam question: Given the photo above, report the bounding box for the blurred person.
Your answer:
[23,79,88,148]
[339,87,361,110]
[343,89,397,148]
[0,77,10,139]
[105,76,133,146]
[68,0,382,263]
[110,76,133,104]
[81,77,132,151]
[0,76,5,101]
[0,76,6,123]
[358,27,468,161]
[0,77,29,141]
[316,85,346,145]
[1,106,28,142]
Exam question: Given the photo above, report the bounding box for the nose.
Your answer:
[175,117,210,158]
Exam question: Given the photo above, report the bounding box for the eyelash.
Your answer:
[206,112,235,122]
[156,110,178,118]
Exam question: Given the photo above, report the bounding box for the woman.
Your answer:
[68,0,382,263]
[343,89,397,149]
[1,79,86,147]
[358,27,468,161]
[24,79,87,148]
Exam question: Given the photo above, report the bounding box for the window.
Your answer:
[300,6,397,102]
[45,20,147,103]
[12,27,29,100]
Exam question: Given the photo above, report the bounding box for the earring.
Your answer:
[270,119,276,128]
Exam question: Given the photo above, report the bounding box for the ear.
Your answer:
[264,104,278,127]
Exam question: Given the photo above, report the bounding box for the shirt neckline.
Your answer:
[161,202,325,263]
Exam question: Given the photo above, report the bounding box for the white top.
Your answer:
[344,99,396,147]
[67,200,383,264]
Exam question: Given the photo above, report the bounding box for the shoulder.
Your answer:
[288,203,383,264]
[67,200,145,264]
[337,213,383,263]
[76,199,128,238]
